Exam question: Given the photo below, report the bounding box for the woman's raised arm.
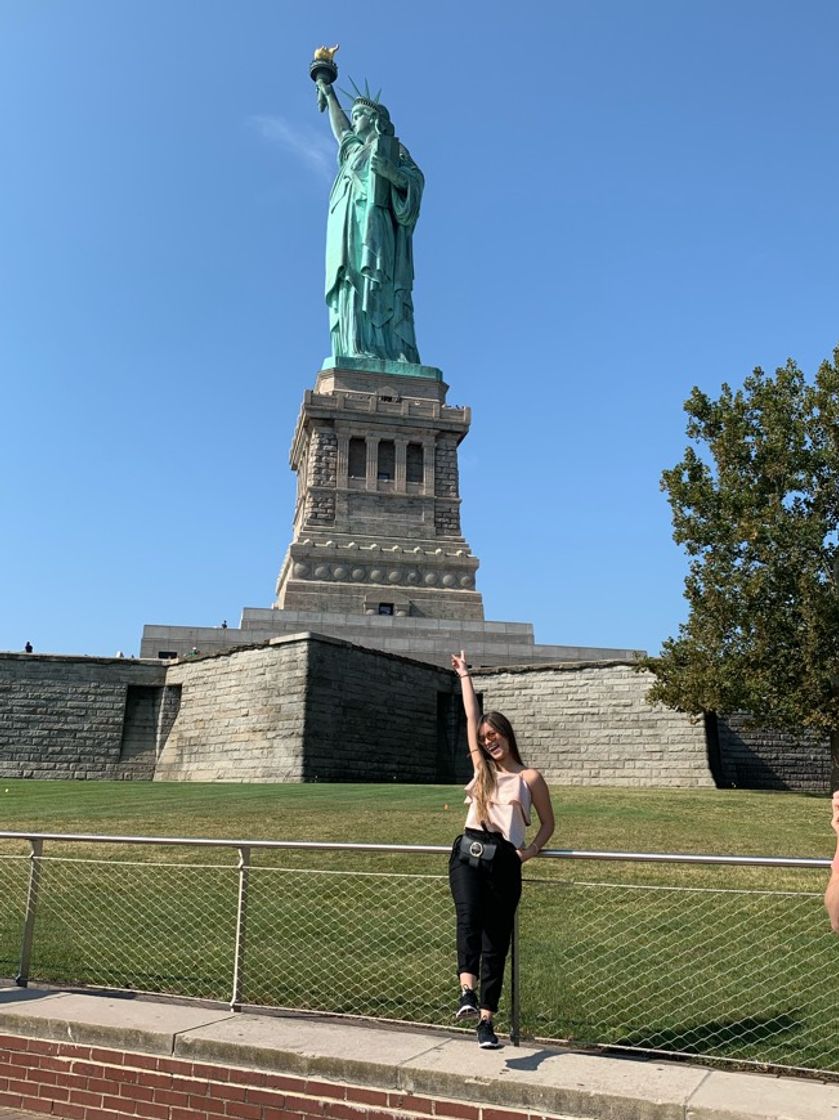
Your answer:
[451,650,482,773]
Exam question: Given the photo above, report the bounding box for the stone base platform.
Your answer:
[140,607,644,666]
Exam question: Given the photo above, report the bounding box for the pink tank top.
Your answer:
[464,769,532,849]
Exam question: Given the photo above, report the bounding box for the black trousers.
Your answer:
[448,827,522,1014]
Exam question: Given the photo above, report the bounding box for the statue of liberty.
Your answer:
[312,49,423,365]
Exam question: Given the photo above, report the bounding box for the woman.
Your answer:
[450,650,555,1048]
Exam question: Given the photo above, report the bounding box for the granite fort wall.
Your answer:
[154,639,310,782]
[1,644,830,790]
[0,654,171,780]
[472,661,715,787]
[301,636,467,783]
[154,634,468,784]
[713,712,830,792]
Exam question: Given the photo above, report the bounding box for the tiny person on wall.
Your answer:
[449,650,555,1048]
[824,790,839,931]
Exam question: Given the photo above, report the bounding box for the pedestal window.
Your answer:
[348,438,366,479]
[377,439,395,482]
[406,442,424,483]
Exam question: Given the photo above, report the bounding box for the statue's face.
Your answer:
[351,105,376,137]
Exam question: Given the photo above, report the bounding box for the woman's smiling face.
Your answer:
[478,722,509,764]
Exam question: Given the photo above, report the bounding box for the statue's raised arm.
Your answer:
[318,80,350,142]
[308,47,424,367]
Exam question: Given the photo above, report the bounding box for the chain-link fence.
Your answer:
[518,869,836,1073]
[0,832,836,1076]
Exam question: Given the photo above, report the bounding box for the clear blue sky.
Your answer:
[2,1,838,658]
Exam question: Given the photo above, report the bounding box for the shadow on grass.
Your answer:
[613,1011,801,1054]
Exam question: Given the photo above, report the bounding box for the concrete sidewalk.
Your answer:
[0,985,837,1120]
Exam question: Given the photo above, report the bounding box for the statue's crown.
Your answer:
[353,94,381,113]
[344,77,387,120]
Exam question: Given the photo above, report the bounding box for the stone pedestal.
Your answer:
[139,356,646,667]
[273,361,484,620]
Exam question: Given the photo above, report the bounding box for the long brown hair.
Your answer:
[472,711,524,828]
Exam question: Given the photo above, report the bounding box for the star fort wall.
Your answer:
[0,642,828,789]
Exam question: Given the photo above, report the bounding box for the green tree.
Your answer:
[645,349,839,786]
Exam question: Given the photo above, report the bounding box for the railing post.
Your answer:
[230,845,250,1011]
[16,838,43,987]
[510,907,520,1046]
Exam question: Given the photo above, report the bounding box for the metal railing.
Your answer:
[0,831,834,1075]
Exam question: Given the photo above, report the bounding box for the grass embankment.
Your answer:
[0,779,832,855]
[0,782,836,1072]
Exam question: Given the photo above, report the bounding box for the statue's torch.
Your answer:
[310,44,339,111]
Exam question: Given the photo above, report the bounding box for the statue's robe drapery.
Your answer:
[325,129,423,363]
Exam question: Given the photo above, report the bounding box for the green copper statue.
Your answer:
[311,46,423,365]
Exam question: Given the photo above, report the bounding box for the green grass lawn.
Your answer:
[0,779,833,856]
[1,780,837,1074]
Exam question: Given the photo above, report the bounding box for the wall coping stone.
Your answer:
[470,660,645,677]
[0,652,164,668]
[166,630,456,679]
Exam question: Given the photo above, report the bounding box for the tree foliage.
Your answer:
[645,349,839,735]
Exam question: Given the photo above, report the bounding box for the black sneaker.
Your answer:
[477,1018,500,1049]
[456,987,479,1019]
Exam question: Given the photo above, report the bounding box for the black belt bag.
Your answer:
[458,834,498,868]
